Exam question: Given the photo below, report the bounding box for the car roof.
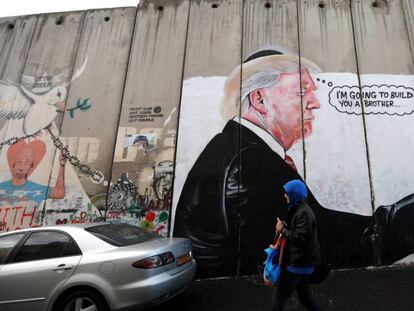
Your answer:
[0,222,113,236]
[0,223,126,253]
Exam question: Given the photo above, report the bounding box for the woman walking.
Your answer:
[271,179,323,311]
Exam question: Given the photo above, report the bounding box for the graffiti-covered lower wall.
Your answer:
[1,0,414,277]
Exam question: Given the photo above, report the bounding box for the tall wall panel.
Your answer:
[299,0,374,267]
[43,8,136,226]
[172,0,242,277]
[110,0,190,237]
[239,0,303,275]
[0,15,37,232]
[352,0,414,265]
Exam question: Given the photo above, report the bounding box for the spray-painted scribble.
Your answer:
[108,173,137,211]
[153,160,173,201]
[107,168,170,237]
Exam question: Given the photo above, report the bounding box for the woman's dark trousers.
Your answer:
[271,270,323,311]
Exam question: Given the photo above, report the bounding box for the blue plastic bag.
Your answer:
[263,236,286,286]
[264,247,282,285]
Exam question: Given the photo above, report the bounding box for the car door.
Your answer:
[0,230,82,311]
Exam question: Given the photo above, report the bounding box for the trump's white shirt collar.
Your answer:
[233,117,286,159]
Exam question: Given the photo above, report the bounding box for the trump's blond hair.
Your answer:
[220,54,321,120]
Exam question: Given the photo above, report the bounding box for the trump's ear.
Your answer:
[249,89,267,114]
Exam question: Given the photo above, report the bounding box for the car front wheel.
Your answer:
[56,289,108,311]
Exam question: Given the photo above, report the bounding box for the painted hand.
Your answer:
[59,152,67,166]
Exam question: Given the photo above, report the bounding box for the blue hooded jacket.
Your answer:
[283,179,308,209]
[283,179,314,274]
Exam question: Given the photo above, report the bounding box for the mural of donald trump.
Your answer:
[173,50,414,277]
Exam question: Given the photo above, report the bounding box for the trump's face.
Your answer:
[262,68,320,149]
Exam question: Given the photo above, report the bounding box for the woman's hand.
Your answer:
[276,217,285,234]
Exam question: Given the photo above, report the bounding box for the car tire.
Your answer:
[55,289,108,311]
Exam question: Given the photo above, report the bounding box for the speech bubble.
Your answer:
[328,85,414,116]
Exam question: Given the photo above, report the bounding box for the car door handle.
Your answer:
[53,264,74,271]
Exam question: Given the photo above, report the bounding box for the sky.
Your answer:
[1,0,140,18]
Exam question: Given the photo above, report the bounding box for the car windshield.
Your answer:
[86,223,162,247]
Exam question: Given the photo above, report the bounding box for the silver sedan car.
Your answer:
[0,223,196,311]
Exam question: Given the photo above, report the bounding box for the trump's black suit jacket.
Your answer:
[173,120,376,277]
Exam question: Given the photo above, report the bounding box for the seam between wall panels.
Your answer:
[236,0,245,277]
[349,0,376,215]
[105,7,139,222]
[41,12,86,214]
[349,0,378,265]
[296,0,306,182]
[169,0,192,237]
[56,12,87,142]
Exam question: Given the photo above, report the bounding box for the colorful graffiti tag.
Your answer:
[108,161,173,237]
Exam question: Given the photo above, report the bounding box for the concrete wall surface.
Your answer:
[1,0,414,277]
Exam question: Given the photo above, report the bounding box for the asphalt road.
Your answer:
[149,265,414,311]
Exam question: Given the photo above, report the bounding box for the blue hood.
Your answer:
[283,179,307,209]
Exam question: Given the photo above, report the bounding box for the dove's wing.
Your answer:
[0,81,33,119]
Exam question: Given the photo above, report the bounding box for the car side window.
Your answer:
[63,239,82,257]
[12,231,80,263]
[0,233,25,264]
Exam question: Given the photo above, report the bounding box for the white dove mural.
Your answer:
[0,81,67,137]
[0,57,105,232]
[0,56,87,140]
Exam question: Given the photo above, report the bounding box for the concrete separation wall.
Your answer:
[1,0,414,277]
